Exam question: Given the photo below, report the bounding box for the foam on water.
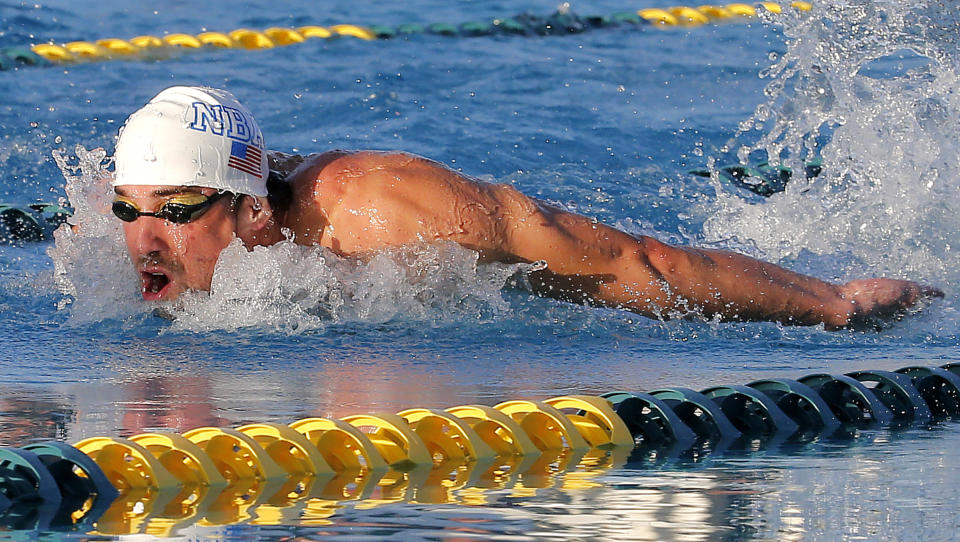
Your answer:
[169,238,525,333]
[47,146,529,332]
[703,0,960,299]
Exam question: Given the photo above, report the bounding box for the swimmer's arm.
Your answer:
[499,199,941,329]
[617,240,941,328]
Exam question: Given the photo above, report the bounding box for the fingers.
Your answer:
[920,285,945,299]
[898,282,943,309]
[837,278,944,331]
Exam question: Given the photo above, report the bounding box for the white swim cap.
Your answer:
[113,85,268,197]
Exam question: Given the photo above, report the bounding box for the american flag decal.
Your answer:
[228,140,263,178]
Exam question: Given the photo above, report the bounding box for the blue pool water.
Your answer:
[2,0,960,539]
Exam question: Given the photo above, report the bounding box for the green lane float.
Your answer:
[689,158,823,197]
[602,391,699,448]
[21,440,118,503]
[0,447,62,507]
[0,203,70,243]
[747,378,842,434]
[1,2,814,72]
[896,366,960,416]
[649,386,744,443]
[701,384,801,438]
[3,360,960,534]
[798,373,896,424]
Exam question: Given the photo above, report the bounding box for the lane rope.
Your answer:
[1,360,958,534]
[0,3,814,71]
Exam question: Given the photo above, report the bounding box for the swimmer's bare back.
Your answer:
[270,150,942,329]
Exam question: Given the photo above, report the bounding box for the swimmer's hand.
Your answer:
[831,278,944,330]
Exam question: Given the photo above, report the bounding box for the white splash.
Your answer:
[167,238,525,333]
[48,146,528,332]
[48,145,141,323]
[703,1,960,292]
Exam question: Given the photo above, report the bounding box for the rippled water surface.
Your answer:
[1,0,959,539]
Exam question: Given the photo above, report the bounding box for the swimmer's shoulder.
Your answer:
[279,150,415,209]
[292,150,463,191]
[321,150,450,177]
[304,149,540,218]
[285,149,531,218]
[285,150,411,180]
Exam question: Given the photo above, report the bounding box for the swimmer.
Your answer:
[109,86,942,329]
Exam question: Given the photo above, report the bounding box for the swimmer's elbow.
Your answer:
[635,236,679,282]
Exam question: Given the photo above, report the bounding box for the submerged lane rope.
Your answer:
[1,361,957,534]
[0,2,813,71]
[0,152,823,244]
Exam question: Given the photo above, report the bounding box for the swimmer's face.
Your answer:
[113,185,238,301]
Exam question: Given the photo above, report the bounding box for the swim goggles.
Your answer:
[111,192,233,224]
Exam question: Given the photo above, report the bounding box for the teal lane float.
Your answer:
[1,362,958,534]
[0,3,814,72]
[0,203,71,243]
[689,158,823,196]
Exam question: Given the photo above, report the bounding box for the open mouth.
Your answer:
[140,270,172,301]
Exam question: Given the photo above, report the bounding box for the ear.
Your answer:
[235,195,277,248]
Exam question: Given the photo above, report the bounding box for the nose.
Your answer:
[127,216,171,257]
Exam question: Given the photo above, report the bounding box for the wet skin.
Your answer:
[116,150,943,328]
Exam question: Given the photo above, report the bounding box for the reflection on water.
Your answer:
[0,389,71,445]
